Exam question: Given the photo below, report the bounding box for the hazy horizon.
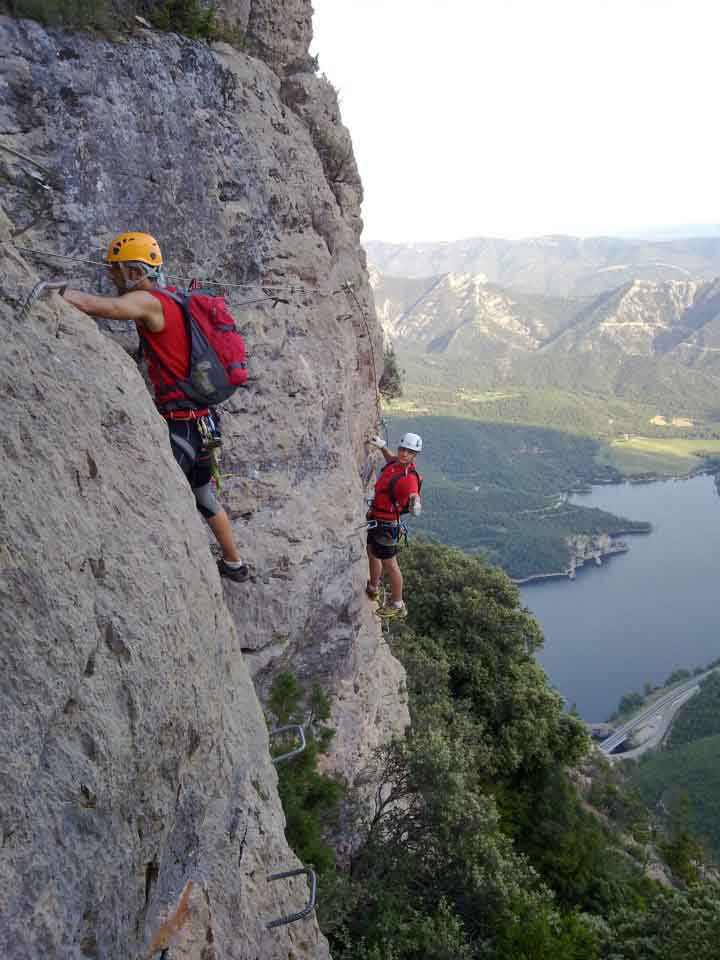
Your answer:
[364,223,720,246]
[312,1,720,243]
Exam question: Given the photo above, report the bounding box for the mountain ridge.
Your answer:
[373,270,720,363]
[366,235,720,297]
[371,268,720,427]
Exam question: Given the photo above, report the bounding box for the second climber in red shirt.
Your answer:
[366,432,423,620]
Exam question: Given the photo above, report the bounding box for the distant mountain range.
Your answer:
[366,235,720,297]
[370,266,720,424]
[372,269,720,364]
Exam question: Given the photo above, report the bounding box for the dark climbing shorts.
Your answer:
[166,419,221,519]
[367,522,400,560]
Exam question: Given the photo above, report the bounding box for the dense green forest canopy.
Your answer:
[394,344,720,436]
[630,736,720,863]
[273,542,720,959]
[625,672,720,862]
[667,672,720,748]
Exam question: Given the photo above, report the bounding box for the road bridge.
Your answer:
[598,669,716,757]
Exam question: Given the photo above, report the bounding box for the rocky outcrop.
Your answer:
[511,533,628,584]
[548,280,700,357]
[566,533,628,578]
[373,269,720,363]
[371,270,574,356]
[0,8,408,957]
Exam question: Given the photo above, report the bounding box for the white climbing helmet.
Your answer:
[399,432,422,452]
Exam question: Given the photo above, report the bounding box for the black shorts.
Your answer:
[166,419,212,489]
[367,522,401,560]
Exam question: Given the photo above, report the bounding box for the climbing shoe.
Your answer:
[218,558,250,583]
[365,581,380,600]
[376,602,407,620]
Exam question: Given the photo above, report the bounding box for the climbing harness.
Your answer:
[265,866,317,929]
[196,413,224,490]
[365,518,409,548]
[368,520,401,546]
[197,412,222,451]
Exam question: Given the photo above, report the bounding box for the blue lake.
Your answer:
[519,473,720,721]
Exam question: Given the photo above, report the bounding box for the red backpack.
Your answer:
[144,289,248,407]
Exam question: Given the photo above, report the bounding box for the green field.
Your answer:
[597,437,720,476]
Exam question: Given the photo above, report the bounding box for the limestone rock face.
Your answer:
[0,223,330,959]
[0,9,408,958]
[246,0,314,72]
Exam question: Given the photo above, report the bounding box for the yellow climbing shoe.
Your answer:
[376,602,407,620]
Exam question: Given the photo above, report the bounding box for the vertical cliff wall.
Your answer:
[0,5,408,956]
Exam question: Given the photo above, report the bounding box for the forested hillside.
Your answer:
[372,269,720,435]
[384,415,650,578]
[372,259,720,578]
[667,672,720,747]
[276,542,720,958]
[629,673,720,861]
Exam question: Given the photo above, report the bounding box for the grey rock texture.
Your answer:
[0,7,408,958]
[0,216,330,959]
[245,0,314,72]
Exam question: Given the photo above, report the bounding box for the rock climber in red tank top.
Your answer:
[366,431,423,620]
[59,232,249,582]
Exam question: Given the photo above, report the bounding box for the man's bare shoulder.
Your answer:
[124,289,160,308]
[127,289,165,332]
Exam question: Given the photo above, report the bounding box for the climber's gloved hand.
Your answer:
[408,495,422,517]
[369,435,386,449]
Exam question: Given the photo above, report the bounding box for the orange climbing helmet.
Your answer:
[106,232,163,267]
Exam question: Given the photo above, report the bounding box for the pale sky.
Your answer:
[311,0,720,242]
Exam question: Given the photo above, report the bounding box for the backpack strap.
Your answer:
[387,466,421,519]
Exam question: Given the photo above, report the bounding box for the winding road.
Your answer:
[598,669,716,757]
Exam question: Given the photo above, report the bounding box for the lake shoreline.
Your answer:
[512,534,639,586]
[520,472,720,720]
[511,467,718,584]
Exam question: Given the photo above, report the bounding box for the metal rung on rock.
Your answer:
[265,866,317,929]
[269,724,306,765]
[19,279,67,322]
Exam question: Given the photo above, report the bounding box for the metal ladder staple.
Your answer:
[265,866,317,929]
[18,279,67,323]
[269,724,306,765]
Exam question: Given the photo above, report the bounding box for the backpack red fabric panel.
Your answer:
[370,460,421,521]
[186,293,247,388]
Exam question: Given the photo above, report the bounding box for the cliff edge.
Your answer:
[0,5,407,956]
